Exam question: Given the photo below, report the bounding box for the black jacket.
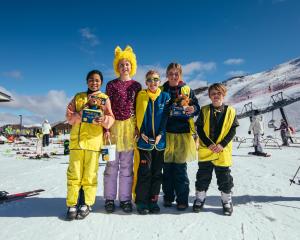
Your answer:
[162,81,200,133]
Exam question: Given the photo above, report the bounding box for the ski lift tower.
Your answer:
[237,102,258,119]
[270,92,288,124]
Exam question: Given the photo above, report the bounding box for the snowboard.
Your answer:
[248,152,271,157]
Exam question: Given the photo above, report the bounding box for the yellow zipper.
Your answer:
[152,100,155,139]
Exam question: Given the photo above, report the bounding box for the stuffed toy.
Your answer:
[170,94,192,119]
[174,94,191,107]
[85,95,105,111]
[82,96,106,124]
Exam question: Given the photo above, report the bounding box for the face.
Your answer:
[146,73,160,93]
[167,68,181,87]
[209,89,224,107]
[118,59,132,76]
[87,73,102,91]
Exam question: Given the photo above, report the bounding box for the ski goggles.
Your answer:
[146,77,160,83]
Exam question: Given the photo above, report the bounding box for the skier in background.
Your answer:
[275,119,290,146]
[42,119,52,147]
[248,110,270,157]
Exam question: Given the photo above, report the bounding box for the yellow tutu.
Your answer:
[164,132,197,163]
[110,117,136,152]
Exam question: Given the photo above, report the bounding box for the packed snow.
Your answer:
[0,133,300,240]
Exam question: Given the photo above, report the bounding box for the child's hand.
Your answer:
[134,127,139,139]
[93,116,104,124]
[208,144,217,152]
[104,131,110,140]
[141,133,149,143]
[184,106,195,115]
[214,144,224,153]
[155,135,162,145]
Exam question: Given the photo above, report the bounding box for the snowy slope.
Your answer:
[0,142,300,240]
[196,57,300,133]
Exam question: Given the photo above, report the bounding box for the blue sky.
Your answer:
[0,0,299,125]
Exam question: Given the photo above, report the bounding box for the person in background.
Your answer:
[42,119,52,147]
[275,119,290,146]
[248,110,270,156]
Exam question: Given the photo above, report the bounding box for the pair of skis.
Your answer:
[0,189,45,204]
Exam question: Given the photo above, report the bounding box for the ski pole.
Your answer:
[290,166,300,186]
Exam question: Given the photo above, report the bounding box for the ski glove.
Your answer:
[248,131,251,135]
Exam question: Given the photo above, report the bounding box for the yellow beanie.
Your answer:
[113,45,137,77]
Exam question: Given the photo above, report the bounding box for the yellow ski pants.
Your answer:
[66,149,100,207]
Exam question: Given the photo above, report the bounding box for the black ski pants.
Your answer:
[42,134,50,147]
[195,161,233,194]
[135,149,164,204]
[163,162,189,205]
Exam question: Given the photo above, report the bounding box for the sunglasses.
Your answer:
[146,77,160,83]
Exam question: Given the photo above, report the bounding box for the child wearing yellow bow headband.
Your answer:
[103,46,142,213]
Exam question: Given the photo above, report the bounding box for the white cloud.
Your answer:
[226,70,247,77]
[0,86,70,126]
[133,62,214,89]
[79,28,99,47]
[2,70,23,80]
[182,61,216,75]
[224,58,245,65]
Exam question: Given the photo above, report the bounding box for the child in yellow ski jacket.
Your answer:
[65,70,114,220]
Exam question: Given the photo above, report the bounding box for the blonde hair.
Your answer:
[145,69,160,79]
[113,45,137,77]
[208,83,227,96]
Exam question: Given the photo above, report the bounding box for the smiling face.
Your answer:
[87,73,102,91]
[146,73,161,93]
[167,68,181,87]
[118,59,132,77]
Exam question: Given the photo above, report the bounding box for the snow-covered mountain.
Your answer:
[195,57,300,133]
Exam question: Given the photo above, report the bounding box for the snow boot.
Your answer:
[163,199,173,207]
[176,203,188,211]
[66,206,77,221]
[136,203,149,215]
[76,205,91,220]
[149,202,160,214]
[193,191,206,213]
[104,200,115,213]
[221,192,233,216]
[120,200,133,213]
[149,195,160,213]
